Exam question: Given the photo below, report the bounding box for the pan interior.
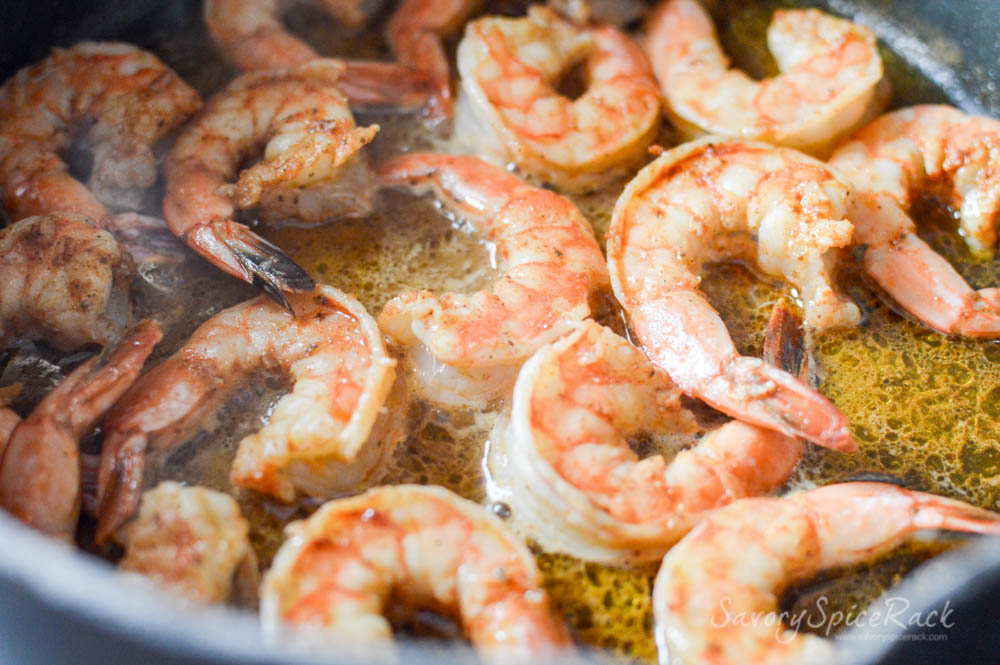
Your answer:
[1,0,999,662]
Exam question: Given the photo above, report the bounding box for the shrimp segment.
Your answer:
[457,6,660,191]
[204,0,436,110]
[0,42,201,222]
[829,105,1000,336]
[489,320,802,563]
[120,482,256,605]
[164,60,381,303]
[646,0,883,155]
[652,482,1000,665]
[262,484,573,662]
[0,213,132,352]
[0,320,161,540]
[387,0,483,122]
[607,138,856,451]
[377,153,609,405]
[96,286,401,544]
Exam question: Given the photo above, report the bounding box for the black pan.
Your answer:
[1,1,999,664]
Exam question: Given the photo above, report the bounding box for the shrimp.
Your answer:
[377,153,609,406]
[456,6,661,192]
[0,42,201,222]
[607,137,858,451]
[0,412,18,458]
[96,286,401,544]
[261,484,573,663]
[0,212,132,352]
[488,320,803,563]
[652,482,1000,665]
[0,320,161,541]
[163,59,381,306]
[828,105,1000,337]
[387,0,484,123]
[119,482,257,606]
[645,0,884,156]
[204,0,437,111]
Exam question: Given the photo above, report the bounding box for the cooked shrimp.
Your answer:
[0,320,161,540]
[204,0,436,110]
[829,105,1000,336]
[488,320,803,563]
[646,0,884,155]
[119,482,257,605]
[0,213,132,352]
[652,482,1000,665]
[261,484,573,663]
[96,286,401,544]
[0,42,201,222]
[377,153,609,406]
[456,6,661,192]
[387,0,483,122]
[0,414,18,458]
[607,137,857,450]
[163,59,382,305]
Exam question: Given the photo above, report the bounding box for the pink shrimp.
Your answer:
[0,320,161,540]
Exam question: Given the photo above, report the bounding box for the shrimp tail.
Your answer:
[337,61,436,110]
[188,220,315,312]
[910,491,1000,534]
[95,431,148,545]
[711,356,855,451]
[863,232,1000,337]
[763,298,806,378]
[633,293,854,452]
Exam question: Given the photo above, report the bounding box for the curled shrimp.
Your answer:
[163,59,381,305]
[488,320,803,564]
[377,153,609,406]
[261,484,573,662]
[652,482,1000,665]
[204,0,437,111]
[646,0,884,155]
[119,482,257,606]
[96,286,401,544]
[387,0,484,122]
[607,137,857,451]
[0,212,132,352]
[829,105,1000,336]
[0,320,161,540]
[0,42,201,222]
[456,6,661,192]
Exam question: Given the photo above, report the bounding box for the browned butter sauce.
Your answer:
[12,0,993,662]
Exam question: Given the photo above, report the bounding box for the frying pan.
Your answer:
[1,1,999,663]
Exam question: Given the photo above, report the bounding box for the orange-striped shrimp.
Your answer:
[163,59,381,305]
[96,286,401,544]
[0,212,132,352]
[488,320,803,563]
[0,42,200,222]
[456,6,660,191]
[204,0,437,111]
[653,482,1000,665]
[119,482,257,605]
[387,0,484,122]
[645,0,884,155]
[829,105,1000,337]
[377,152,609,406]
[261,484,573,663]
[607,137,857,450]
